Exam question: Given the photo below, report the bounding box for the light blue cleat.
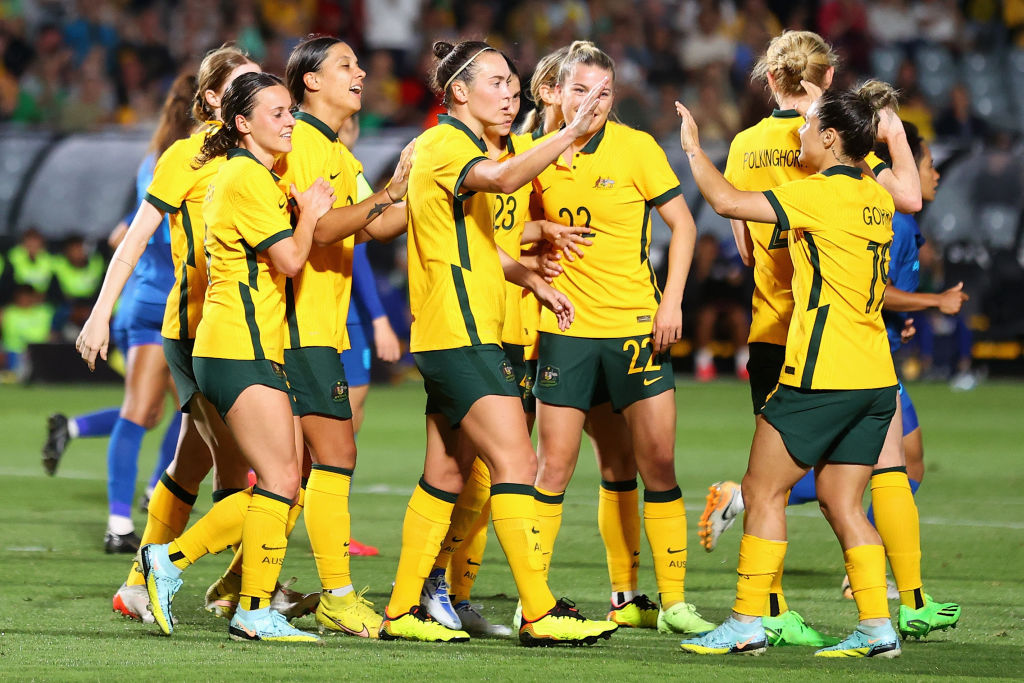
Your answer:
[420,567,462,630]
[814,623,901,658]
[140,543,182,636]
[679,616,767,655]
[229,606,321,643]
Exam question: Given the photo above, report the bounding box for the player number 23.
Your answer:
[622,337,662,375]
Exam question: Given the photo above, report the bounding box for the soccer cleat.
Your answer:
[679,616,768,655]
[104,530,141,554]
[316,589,382,638]
[695,363,716,382]
[762,609,840,647]
[841,574,899,600]
[205,572,242,619]
[699,481,743,552]
[140,543,182,635]
[379,605,470,642]
[349,538,379,557]
[814,623,901,658]
[42,413,70,476]
[519,598,618,647]
[270,577,320,620]
[138,491,151,514]
[112,583,155,624]
[228,606,321,643]
[898,598,961,639]
[420,567,462,630]
[657,601,716,635]
[454,601,513,637]
[607,594,660,629]
[512,600,522,630]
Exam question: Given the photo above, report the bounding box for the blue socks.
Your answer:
[107,417,146,519]
[788,470,818,506]
[867,477,920,526]
[149,412,182,490]
[72,408,120,438]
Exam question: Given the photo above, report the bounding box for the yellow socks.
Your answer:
[598,479,640,594]
[643,487,687,607]
[126,473,197,587]
[871,468,924,608]
[435,457,490,573]
[733,534,788,617]
[386,479,456,617]
[491,484,555,621]
[449,499,490,603]
[304,465,352,591]
[768,559,789,616]
[844,544,889,620]
[166,487,252,570]
[533,486,564,579]
[239,488,291,610]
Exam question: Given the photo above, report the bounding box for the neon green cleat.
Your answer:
[607,594,660,629]
[763,609,840,647]
[898,597,961,639]
[378,605,470,642]
[519,598,618,647]
[316,588,382,638]
[657,601,715,635]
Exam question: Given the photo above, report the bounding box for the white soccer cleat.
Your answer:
[112,583,155,624]
[454,601,513,637]
[699,481,744,552]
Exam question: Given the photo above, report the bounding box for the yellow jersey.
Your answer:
[407,115,505,352]
[535,121,682,338]
[194,149,292,363]
[274,112,359,352]
[493,132,536,347]
[724,109,809,346]
[145,123,222,340]
[764,165,897,390]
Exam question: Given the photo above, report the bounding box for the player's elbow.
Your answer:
[273,253,303,278]
[894,192,922,214]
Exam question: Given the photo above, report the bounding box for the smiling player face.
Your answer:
[316,42,366,117]
[241,84,295,159]
[558,63,613,138]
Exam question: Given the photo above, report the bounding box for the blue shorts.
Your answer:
[119,298,165,348]
[340,323,372,387]
[110,317,129,353]
[899,381,919,436]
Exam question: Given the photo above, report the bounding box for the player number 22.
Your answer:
[623,337,661,375]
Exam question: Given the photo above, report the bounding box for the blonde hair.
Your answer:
[557,40,615,86]
[521,46,570,135]
[816,80,900,161]
[752,30,838,98]
[193,44,254,122]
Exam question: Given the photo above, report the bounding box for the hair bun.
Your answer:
[857,79,899,113]
[433,41,455,60]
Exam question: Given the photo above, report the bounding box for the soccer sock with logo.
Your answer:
[598,479,641,599]
[239,488,291,611]
[870,468,924,609]
[107,417,146,532]
[643,487,688,607]
[304,464,353,592]
[435,457,490,573]
[844,544,890,621]
[147,411,182,490]
[449,499,490,604]
[533,486,564,580]
[126,472,198,587]
[386,479,456,617]
[733,534,788,617]
[165,487,252,570]
[491,484,555,621]
[70,407,120,438]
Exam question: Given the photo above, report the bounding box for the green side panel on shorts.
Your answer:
[450,264,481,345]
[801,304,829,389]
[285,278,300,348]
[238,282,264,361]
[805,232,822,311]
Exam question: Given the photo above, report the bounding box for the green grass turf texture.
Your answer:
[0,379,1020,681]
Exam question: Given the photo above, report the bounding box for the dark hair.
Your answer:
[816,80,899,162]
[192,44,254,122]
[872,120,923,167]
[150,72,198,156]
[286,35,342,105]
[192,72,285,168]
[431,40,494,107]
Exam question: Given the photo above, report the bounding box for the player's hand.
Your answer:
[387,138,416,201]
[534,282,574,331]
[372,315,402,363]
[652,300,683,355]
[540,220,592,260]
[75,314,110,372]
[537,247,564,282]
[292,179,336,219]
[937,281,968,315]
[798,79,823,115]
[900,317,916,344]
[675,101,700,155]
[565,77,608,138]
[875,106,903,143]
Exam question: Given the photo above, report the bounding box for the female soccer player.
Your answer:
[676,82,904,658]
[141,71,335,643]
[528,40,710,637]
[77,45,258,622]
[380,38,617,646]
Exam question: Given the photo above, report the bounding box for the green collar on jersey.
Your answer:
[579,122,606,154]
[227,147,281,181]
[437,114,487,153]
[771,109,801,118]
[821,164,863,179]
[294,111,338,142]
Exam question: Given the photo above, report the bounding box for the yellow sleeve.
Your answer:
[145,140,193,213]
[632,133,682,205]
[431,133,489,201]
[864,151,889,176]
[763,177,825,235]
[723,135,744,186]
[233,172,293,252]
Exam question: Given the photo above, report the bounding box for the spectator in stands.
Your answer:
[7,228,54,295]
[817,0,870,72]
[894,59,935,140]
[53,234,104,303]
[62,1,118,69]
[1,284,55,371]
[690,72,741,144]
[363,0,422,74]
[687,234,751,382]
[935,83,990,144]
[679,2,737,75]
[866,0,918,51]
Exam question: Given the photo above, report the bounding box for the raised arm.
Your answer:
[868,109,922,214]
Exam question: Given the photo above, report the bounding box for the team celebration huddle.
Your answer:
[71,28,962,657]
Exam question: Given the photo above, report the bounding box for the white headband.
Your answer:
[444,47,495,92]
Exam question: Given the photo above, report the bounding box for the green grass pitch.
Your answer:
[0,379,1021,680]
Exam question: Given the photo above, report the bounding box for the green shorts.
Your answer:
[533,332,674,412]
[761,384,898,467]
[415,344,521,427]
[504,343,537,414]
[748,342,786,415]
[163,337,199,412]
[193,356,297,420]
[283,346,353,420]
